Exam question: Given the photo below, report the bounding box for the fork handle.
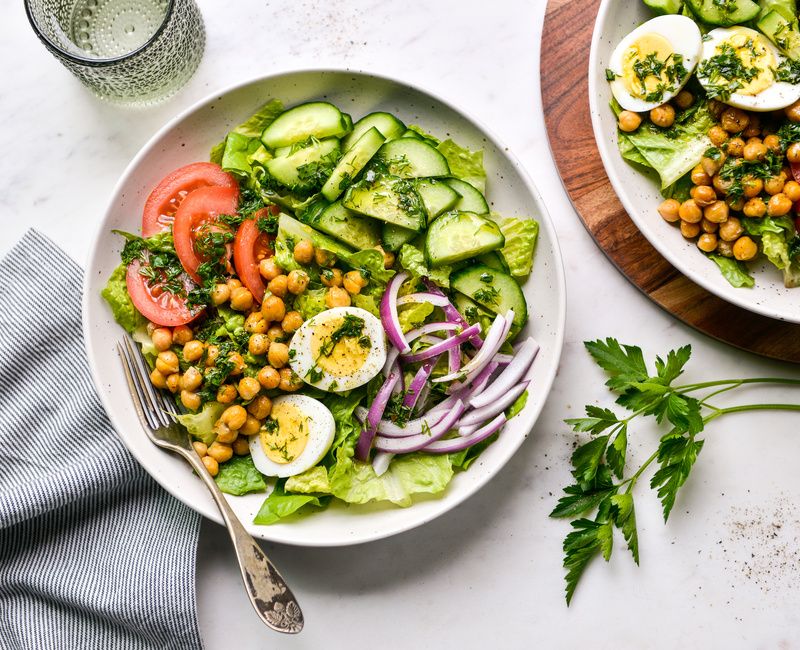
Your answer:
[179,449,304,634]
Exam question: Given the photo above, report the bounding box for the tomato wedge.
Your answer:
[233,206,279,303]
[173,185,239,283]
[126,258,202,326]
[142,162,237,238]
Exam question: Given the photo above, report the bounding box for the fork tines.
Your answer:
[118,337,179,430]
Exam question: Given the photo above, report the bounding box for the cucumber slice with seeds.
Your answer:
[342,112,405,151]
[415,179,460,222]
[382,223,418,252]
[451,264,527,333]
[371,139,450,178]
[321,127,386,201]
[444,177,490,214]
[425,211,504,267]
[342,175,426,231]
[304,200,382,250]
[265,138,341,193]
[261,102,352,149]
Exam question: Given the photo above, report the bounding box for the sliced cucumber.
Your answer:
[382,223,418,252]
[261,102,351,149]
[302,200,382,250]
[321,127,385,201]
[400,129,422,139]
[415,179,460,222]
[342,175,426,231]
[453,292,496,329]
[643,0,682,14]
[759,10,800,58]
[444,177,490,214]
[277,213,353,258]
[342,112,405,151]
[685,0,759,25]
[451,264,527,332]
[371,139,450,178]
[425,211,504,267]
[477,251,510,273]
[265,138,341,193]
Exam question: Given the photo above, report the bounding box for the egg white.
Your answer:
[249,394,335,478]
[288,306,387,392]
[608,15,702,112]
[697,27,800,112]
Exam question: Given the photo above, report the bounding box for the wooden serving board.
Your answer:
[541,0,800,363]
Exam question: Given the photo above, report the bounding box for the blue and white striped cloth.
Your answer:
[0,231,203,649]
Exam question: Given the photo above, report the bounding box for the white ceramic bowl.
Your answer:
[82,69,566,546]
[590,1,800,324]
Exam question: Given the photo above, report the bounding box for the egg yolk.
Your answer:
[716,30,774,96]
[310,315,370,377]
[260,402,309,464]
[622,33,676,99]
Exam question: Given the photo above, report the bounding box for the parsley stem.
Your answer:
[623,451,658,494]
[704,403,800,424]
[676,377,800,392]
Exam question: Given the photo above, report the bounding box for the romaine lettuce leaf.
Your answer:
[285,466,330,494]
[343,249,395,284]
[661,173,694,202]
[210,99,285,167]
[742,217,800,286]
[221,132,262,177]
[101,264,145,334]
[708,255,755,288]
[177,401,226,445]
[398,302,434,332]
[405,125,440,145]
[351,292,380,316]
[742,216,794,236]
[132,324,157,363]
[398,243,451,287]
[215,455,267,496]
[437,139,487,194]
[253,481,330,525]
[618,132,652,168]
[494,216,538,278]
[450,434,499,471]
[294,288,327,320]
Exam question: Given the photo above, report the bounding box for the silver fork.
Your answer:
[117,337,303,634]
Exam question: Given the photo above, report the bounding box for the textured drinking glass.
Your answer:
[25,0,205,105]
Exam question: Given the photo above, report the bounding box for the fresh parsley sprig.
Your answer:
[552,338,800,605]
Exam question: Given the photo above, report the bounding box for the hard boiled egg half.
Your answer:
[288,306,387,392]
[608,15,702,112]
[249,394,335,478]
[697,27,800,111]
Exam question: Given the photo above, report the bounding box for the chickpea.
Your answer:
[691,164,712,186]
[743,116,761,138]
[658,199,681,223]
[763,134,781,154]
[680,221,701,238]
[726,196,745,212]
[261,295,286,323]
[678,199,702,224]
[192,441,207,457]
[325,286,351,308]
[281,311,303,333]
[343,270,369,295]
[180,390,201,411]
[784,180,800,202]
[788,142,800,163]
[719,216,744,242]
[228,352,245,376]
[267,274,288,298]
[207,442,233,464]
[733,236,758,261]
[708,99,725,118]
[320,268,343,287]
[785,100,800,123]
[618,110,642,132]
[768,193,793,217]
[712,174,732,196]
[180,366,203,392]
[267,325,285,343]
[230,286,254,311]
[315,247,336,267]
[220,405,247,430]
[237,377,261,401]
[287,269,310,295]
[241,415,262,436]
[279,367,303,392]
[155,350,179,375]
[244,312,268,334]
[214,421,237,444]
[743,197,767,218]
[670,90,692,111]
[691,185,716,207]
[293,239,315,264]
[150,368,168,389]
[650,104,675,128]
[226,278,242,291]
[216,384,237,404]
[205,344,220,367]
[211,283,230,306]
[697,233,718,253]
[708,125,728,146]
[259,257,283,281]
[742,176,763,199]
[377,245,395,269]
[172,325,193,345]
[183,340,204,363]
[764,175,785,195]
[165,373,180,394]
[703,200,729,224]
[268,342,290,369]
[701,219,718,234]
[151,327,173,352]
[248,395,272,420]
[701,154,723,178]
[146,321,158,336]
[248,333,269,356]
[721,107,749,133]
[257,366,280,390]
[202,455,219,477]
[717,240,735,258]
[743,141,767,162]
[726,137,745,158]
[233,437,250,456]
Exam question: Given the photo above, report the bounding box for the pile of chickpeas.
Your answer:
[618,92,800,262]
[146,237,394,476]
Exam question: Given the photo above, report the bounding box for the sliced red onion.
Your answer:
[397,292,450,307]
[374,401,466,453]
[492,353,514,365]
[458,360,499,398]
[470,337,539,409]
[381,271,410,353]
[459,381,529,427]
[405,321,461,343]
[404,361,434,411]
[423,413,506,454]
[355,370,400,460]
[372,451,394,476]
[433,311,512,384]
[423,278,483,349]
[401,323,480,363]
[448,345,460,375]
[458,423,479,436]
[382,346,400,376]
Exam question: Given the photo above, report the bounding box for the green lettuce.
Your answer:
[450,435,498,471]
[398,302,434,332]
[405,125,440,145]
[343,249,395,284]
[101,264,144,334]
[708,255,755,288]
[742,217,800,287]
[661,173,694,202]
[211,99,285,163]
[285,466,330,494]
[618,132,652,168]
[398,243,451,287]
[294,288,327,320]
[742,216,794,236]
[351,292,380,316]
[493,216,538,277]
[132,324,157,363]
[221,132,263,177]
[253,481,330,525]
[323,388,367,452]
[177,401,226,445]
[215,455,267,496]
[437,139,487,194]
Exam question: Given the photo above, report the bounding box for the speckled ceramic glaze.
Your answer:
[589,0,800,324]
[82,69,566,547]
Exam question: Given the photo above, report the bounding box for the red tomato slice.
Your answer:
[142,162,237,238]
[233,206,279,303]
[173,185,239,283]
[126,258,202,326]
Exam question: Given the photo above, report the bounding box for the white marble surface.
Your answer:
[3,0,800,647]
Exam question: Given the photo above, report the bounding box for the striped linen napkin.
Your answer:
[0,231,203,649]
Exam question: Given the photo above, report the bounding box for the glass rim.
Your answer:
[24,0,176,67]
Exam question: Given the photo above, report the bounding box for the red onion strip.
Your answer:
[433,311,512,384]
[372,451,394,477]
[459,381,529,427]
[381,271,410,353]
[355,370,400,460]
[470,338,539,409]
[374,401,466,453]
[397,292,450,307]
[401,323,481,363]
[403,361,434,411]
[423,413,507,453]
[404,322,461,343]
[422,278,483,348]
